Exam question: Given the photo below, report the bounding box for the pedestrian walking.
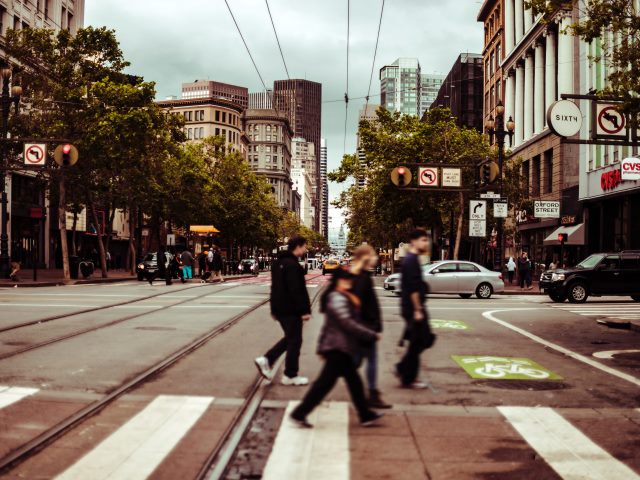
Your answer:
[350,244,391,409]
[289,267,383,428]
[150,246,172,286]
[396,228,436,389]
[518,251,532,290]
[254,236,311,386]
[181,248,194,280]
[506,256,516,284]
[198,250,207,277]
[211,246,224,282]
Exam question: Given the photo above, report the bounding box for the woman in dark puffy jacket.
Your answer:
[290,267,383,428]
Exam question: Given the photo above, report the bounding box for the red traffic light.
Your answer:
[558,233,568,243]
[397,167,406,176]
[62,144,72,155]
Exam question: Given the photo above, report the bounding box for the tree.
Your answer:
[527,0,640,121]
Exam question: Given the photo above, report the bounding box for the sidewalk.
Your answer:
[502,281,542,295]
[0,269,136,288]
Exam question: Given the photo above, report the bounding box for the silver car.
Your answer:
[383,260,504,299]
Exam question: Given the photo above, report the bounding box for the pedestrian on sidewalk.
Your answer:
[255,236,311,386]
[181,248,194,280]
[150,246,172,286]
[517,251,532,290]
[211,246,224,282]
[506,256,516,285]
[396,229,436,389]
[350,244,391,409]
[290,267,383,428]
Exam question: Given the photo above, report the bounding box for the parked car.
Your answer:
[238,259,259,276]
[322,258,341,275]
[383,260,504,299]
[136,252,173,281]
[539,251,640,303]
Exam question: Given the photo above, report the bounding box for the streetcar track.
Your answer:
[0,273,324,474]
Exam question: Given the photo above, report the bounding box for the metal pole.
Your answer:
[496,114,505,273]
[0,75,10,279]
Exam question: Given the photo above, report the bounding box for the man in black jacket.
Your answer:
[255,236,311,385]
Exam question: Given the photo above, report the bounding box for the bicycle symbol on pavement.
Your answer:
[430,319,469,330]
[452,356,562,380]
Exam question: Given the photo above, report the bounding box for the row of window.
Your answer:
[522,149,554,197]
[485,43,502,82]
[186,127,205,140]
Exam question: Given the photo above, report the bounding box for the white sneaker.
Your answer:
[254,356,272,380]
[281,375,309,386]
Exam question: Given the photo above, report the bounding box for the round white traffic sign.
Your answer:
[24,143,46,166]
[419,167,438,186]
[547,100,582,138]
[597,106,625,135]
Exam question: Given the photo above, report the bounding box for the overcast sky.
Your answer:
[85,0,483,230]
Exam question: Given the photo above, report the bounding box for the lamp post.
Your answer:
[485,100,515,273]
[0,63,22,279]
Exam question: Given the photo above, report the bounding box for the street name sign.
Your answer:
[494,200,508,218]
[441,167,461,187]
[534,200,560,218]
[469,200,486,220]
[621,157,640,181]
[418,167,438,187]
[595,103,627,138]
[469,219,486,237]
[547,100,582,138]
[24,143,46,167]
[480,192,501,199]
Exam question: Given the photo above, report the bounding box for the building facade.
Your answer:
[380,58,421,116]
[248,90,273,110]
[320,139,329,239]
[356,104,379,189]
[420,74,446,116]
[291,162,315,229]
[0,0,84,34]
[156,96,247,158]
[243,109,294,211]
[181,80,248,108]
[430,53,484,131]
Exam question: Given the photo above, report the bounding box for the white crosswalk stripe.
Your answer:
[0,385,39,410]
[550,303,640,321]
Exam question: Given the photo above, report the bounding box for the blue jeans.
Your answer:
[183,266,193,279]
[354,344,378,391]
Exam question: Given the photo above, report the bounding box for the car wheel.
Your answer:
[549,292,566,303]
[137,273,144,281]
[476,283,493,299]
[567,282,589,303]
[459,294,472,299]
[631,295,640,302]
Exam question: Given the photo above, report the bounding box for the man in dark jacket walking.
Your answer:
[255,236,311,386]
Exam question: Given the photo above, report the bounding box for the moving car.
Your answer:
[322,258,341,275]
[539,251,640,303]
[383,260,504,299]
[238,259,259,276]
[136,252,173,281]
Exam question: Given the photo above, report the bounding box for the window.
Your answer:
[532,155,541,197]
[188,128,193,139]
[601,255,620,270]
[266,125,271,132]
[266,135,272,141]
[265,146,271,153]
[215,110,220,121]
[435,263,457,273]
[544,149,553,193]
[522,160,530,197]
[222,112,226,123]
[193,128,199,140]
[200,127,204,138]
[458,263,480,272]
[266,155,271,162]
[621,256,639,269]
[215,128,220,136]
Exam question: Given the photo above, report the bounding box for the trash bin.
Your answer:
[69,255,80,279]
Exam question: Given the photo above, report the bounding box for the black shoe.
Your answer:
[369,390,392,409]
[360,411,384,427]
[289,412,313,428]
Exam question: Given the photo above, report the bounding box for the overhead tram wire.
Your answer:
[365,0,385,112]
[264,0,290,80]
[343,0,350,156]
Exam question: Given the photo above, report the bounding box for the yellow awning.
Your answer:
[190,225,220,234]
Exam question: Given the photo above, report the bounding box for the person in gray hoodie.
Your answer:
[290,267,383,428]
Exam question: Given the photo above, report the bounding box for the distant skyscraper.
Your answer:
[420,73,446,116]
[320,138,329,239]
[181,80,248,108]
[379,58,421,116]
[356,104,379,189]
[248,90,273,110]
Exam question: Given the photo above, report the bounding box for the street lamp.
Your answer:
[0,62,21,278]
[485,100,515,272]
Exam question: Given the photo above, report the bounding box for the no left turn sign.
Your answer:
[596,104,626,138]
[24,143,47,167]
[418,167,438,187]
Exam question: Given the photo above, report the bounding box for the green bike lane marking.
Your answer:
[430,319,470,330]
[452,355,563,380]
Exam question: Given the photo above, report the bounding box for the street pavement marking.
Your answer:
[593,349,640,359]
[550,304,640,321]
[452,356,562,380]
[483,309,640,387]
[430,319,470,330]
[56,395,213,480]
[262,401,349,480]
[0,386,39,409]
[499,406,640,480]
[0,303,101,308]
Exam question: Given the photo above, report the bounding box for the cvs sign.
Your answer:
[621,157,640,180]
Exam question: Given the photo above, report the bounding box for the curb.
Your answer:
[596,318,640,333]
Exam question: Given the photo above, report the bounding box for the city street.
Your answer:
[0,276,638,479]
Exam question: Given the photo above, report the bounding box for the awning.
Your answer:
[189,225,220,234]
[543,223,585,246]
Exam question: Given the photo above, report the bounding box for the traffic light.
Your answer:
[390,166,412,187]
[54,143,79,167]
[397,167,406,187]
[558,233,568,244]
[480,161,499,185]
[482,164,490,184]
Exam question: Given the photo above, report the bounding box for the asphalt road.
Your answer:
[0,274,638,479]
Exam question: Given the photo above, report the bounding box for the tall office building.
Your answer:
[274,80,322,229]
[181,80,248,108]
[420,73,446,116]
[320,139,329,239]
[379,58,421,116]
[356,104,379,189]
[248,90,273,110]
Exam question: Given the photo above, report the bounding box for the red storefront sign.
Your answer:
[601,169,622,191]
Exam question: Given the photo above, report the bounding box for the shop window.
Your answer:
[544,149,553,193]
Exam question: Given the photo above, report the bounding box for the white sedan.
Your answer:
[383,260,505,299]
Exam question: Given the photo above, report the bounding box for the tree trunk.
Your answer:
[58,176,70,281]
[453,191,464,260]
[128,207,136,275]
[105,203,116,258]
[71,210,78,256]
[90,201,108,278]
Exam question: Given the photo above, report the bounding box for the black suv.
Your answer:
[539,251,640,303]
[136,252,173,281]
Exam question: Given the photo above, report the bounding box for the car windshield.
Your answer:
[144,253,154,261]
[576,254,605,269]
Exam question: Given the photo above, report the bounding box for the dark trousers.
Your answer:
[292,350,372,421]
[397,319,429,385]
[265,315,303,378]
[508,271,514,284]
[519,270,531,288]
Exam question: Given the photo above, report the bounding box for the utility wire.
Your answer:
[365,0,385,111]
[343,0,350,156]
[264,0,290,79]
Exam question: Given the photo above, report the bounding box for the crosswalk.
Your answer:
[550,303,640,322]
[1,389,638,479]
